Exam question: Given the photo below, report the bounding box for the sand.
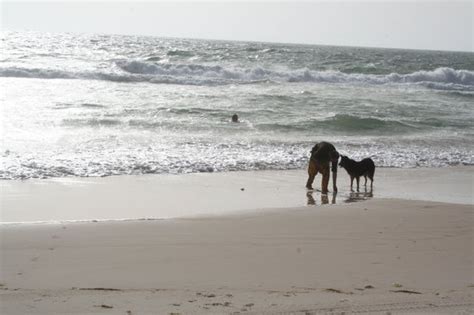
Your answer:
[1,167,473,314]
[1,167,472,223]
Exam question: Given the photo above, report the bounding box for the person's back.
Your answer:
[310,141,337,163]
[306,141,339,193]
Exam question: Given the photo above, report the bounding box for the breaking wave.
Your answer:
[1,62,473,90]
[2,140,473,180]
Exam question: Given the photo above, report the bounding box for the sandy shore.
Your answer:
[1,167,473,314]
[1,167,472,223]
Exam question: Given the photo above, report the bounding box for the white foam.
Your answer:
[1,63,473,90]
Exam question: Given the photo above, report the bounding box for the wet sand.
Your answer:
[1,166,472,223]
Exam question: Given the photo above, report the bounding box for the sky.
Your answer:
[1,1,473,52]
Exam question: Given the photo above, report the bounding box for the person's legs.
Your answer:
[320,164,330,194]
[306,160,319,189]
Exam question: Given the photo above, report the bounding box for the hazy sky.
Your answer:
[1,1,473,52]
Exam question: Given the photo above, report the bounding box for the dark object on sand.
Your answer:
[95,304,113,309]
[78,287,122,291]
[339,155,375,191]
[306,142,339,194]
[390,289,422,294]
[231,114,239,123]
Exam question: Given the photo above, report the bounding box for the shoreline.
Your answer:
[1,166,472,224]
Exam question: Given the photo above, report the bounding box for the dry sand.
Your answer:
[1,167,473,314]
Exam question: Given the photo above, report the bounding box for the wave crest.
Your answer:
[1,62,473,90]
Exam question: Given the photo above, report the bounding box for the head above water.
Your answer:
[231,114,239,123]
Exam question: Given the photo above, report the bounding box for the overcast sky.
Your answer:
[1,1,473,52]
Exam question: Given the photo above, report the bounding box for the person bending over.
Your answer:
[306,141,339,194]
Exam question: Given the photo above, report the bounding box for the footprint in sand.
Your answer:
[324,288,353,294]
[197,293,216,298]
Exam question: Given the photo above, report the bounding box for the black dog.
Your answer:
[339,156,375,191]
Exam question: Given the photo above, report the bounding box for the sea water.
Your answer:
[1,31,473,180]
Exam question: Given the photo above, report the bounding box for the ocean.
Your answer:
[1,31,473,180]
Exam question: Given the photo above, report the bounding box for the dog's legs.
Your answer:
[350,176,354,191]
[364,175,367,186]
[369,168,375,191]
[356,177,360,192]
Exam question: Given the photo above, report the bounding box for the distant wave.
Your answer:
[62,118,122,127]
[117,61,474,86]
[321,114,413,132]
[1,62,473,90]
[257,114,416,134]
[166,49,194,57]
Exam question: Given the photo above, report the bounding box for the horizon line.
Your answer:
[2,28,473,54]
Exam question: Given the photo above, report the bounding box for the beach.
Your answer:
[1,30,473,314]
[1,167,473,314]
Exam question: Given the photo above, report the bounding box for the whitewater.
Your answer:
[1,31,473,179]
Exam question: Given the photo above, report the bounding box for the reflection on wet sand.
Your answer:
[306,188,373,206]
[306,191,337,205]
[345,189,373,203]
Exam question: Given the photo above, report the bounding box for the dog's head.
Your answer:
[339,155,349,168]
